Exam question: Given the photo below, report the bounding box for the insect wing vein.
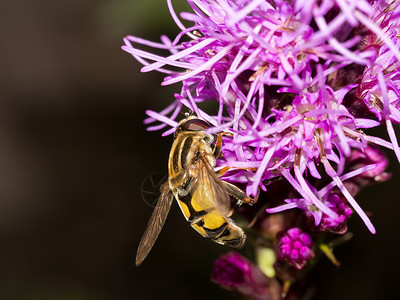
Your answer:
[135,181,173,266]
[191,156,231,215]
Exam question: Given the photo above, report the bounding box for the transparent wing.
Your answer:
[190,156,231,215]
[135,181,173,266]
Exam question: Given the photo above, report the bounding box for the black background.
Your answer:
[0,1,398,299]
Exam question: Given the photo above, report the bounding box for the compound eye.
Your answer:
[181,118,211,131]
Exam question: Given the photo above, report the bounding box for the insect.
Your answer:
[136,115,254,266]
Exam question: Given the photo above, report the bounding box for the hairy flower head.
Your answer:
[123,0,397,236]
[124,1,399,298]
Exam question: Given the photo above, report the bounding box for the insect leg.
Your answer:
[213,132,233,158]
[215,166,231,177]
[221,180,257,205]
[215,166,258,177]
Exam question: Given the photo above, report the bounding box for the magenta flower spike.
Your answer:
[123,0,398,233]
[125,0,397,298]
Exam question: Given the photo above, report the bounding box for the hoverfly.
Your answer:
[136,115,254,266]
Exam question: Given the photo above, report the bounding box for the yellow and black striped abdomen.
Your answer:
[174,187,245,248]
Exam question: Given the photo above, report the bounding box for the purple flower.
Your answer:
[124,1,400,298]
[348,146,389,180]
[276,228,314,270]
[344,145,391,195]
[211,252,281,300]
[122,0,400,235]
[351,0,400,162]
[316,193,353,234]
[266,151,379,229]
[212,252,251,288]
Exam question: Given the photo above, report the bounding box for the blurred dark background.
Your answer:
[0,0,398,299]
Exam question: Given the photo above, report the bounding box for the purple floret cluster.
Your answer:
[124,0,398,298]
[276,227,314,270]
